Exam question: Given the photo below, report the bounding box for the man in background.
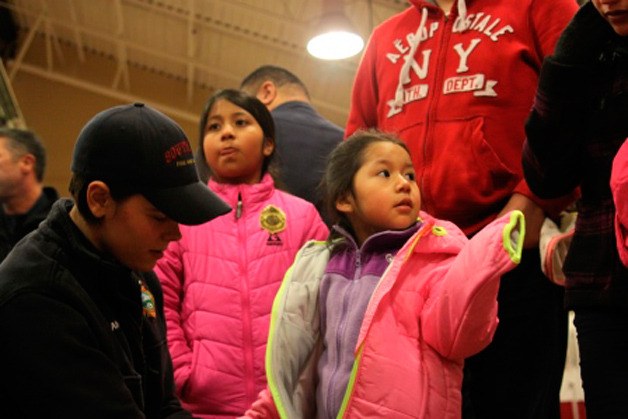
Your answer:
[241,65,342,224]
[0,127,58,262]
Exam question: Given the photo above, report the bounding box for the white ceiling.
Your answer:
[2,0,409,127]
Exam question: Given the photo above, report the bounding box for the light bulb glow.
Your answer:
[307,30,364,60]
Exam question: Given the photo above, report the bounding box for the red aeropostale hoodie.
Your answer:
[346,0,578,234]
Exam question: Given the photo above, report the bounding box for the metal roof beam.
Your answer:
[111,0,130,90]
[186,0,196,103]
[67,0,85,62]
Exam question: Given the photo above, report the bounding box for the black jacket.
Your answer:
[0,186,59,262]
[523,5,628,309]
[0,199,194,419]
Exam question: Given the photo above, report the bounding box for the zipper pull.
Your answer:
[236,193,243,219]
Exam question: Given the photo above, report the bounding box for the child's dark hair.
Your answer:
[196,88,277,183]
[320,129,411,235]
[68,174,139,224]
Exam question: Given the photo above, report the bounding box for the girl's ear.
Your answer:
[86,181,114,219]
[335,193,355,215]
[262,137,275,157]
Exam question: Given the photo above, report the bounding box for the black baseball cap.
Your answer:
[71,103,231,225]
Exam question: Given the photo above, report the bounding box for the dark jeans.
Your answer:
[574,308,628,419]
[462,248,568,419]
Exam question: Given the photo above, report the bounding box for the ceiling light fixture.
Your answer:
[306,0,364,60]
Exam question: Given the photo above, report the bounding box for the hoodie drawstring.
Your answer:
[392,0,469,110]
[455,0,469,32]
[392,7,429,110]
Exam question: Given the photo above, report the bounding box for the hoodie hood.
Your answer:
[409,0,469,29]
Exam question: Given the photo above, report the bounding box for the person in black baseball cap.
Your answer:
[71,102,230,225]
[0,103,227,418]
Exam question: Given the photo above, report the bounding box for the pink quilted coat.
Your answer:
[243,211,524,418]
[155,174,328,418]
[611,138,628,267]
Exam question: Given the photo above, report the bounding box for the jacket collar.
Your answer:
[409,0,470,31]
[41,199,138,296]
[331,221,422,254]
[208,172,275,207]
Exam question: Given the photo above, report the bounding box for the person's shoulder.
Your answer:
[272,189,318,210]
[271,101,316,125]
[0,234,63,303]
[272,100,312,116]
[372,2,425,33]
[290,239,331,271]
[274,103,343,140]
[414,212,468,247]
[268,189,326,225]
[318,118,344,137]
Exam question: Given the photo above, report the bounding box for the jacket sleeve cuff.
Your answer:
[502,211,525,264]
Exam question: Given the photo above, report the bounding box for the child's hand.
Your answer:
[497,193,544,249]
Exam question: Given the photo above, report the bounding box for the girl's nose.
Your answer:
[220,124,235,140]
[396,174,412,191]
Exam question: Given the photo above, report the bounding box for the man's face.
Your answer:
[99,194,181,272]
[0,137,24,201]
[592,0,628,36]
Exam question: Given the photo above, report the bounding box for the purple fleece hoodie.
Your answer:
[316,223,421,418]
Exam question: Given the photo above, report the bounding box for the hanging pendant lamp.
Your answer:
[306,0,364,60]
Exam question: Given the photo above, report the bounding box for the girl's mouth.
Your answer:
[220,147,237,156]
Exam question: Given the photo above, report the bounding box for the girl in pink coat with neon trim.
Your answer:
[155,89,328,418]
[243,130,524,418]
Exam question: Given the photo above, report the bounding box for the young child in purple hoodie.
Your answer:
[242,130,525,418]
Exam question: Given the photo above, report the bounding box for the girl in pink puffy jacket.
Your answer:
[155,89,328,418]
[243,130,525,418]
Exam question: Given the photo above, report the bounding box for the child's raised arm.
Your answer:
[421,211,525,360]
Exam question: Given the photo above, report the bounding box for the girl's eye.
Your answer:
[235,118,249,127]
[206,122,220,132]
[377,170,390,178]
[405,172,416,181]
